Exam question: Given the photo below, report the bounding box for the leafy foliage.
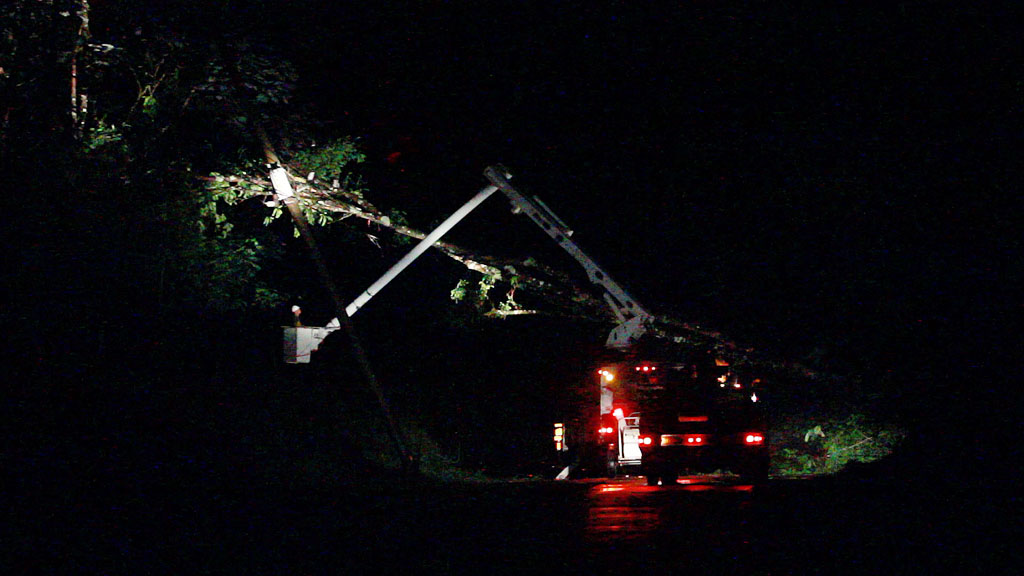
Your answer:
[771,413,906,476]
[385,209,412,245]
[496,275,521,314]
[84,119,125,152]
[450,279,469,303]
[3,2,336,323]
[289,138,366,185]
[449,272,521,316]
[177,182,284,312]
[477,274,497,305]
[773,448,819,476]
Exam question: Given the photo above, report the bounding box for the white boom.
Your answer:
[284,166,653,362]
[283,182,500,363]
[482,167,653,349]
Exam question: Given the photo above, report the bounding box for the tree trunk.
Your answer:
[69,0,90,139]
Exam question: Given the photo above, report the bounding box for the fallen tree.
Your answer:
[202,143,837,385]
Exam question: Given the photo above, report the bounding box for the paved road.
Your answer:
[8,470,1010,574]
[297,475,770,574]
[583,476,765,572]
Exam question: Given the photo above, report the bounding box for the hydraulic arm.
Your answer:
[483,167,653,348]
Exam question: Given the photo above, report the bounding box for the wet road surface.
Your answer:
[8,469,1013,574]
[583,477,765,572]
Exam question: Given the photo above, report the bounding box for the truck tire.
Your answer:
[645,474,659,486]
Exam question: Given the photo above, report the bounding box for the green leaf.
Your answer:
[450,279,469,303]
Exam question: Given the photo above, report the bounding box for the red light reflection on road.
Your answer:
[586,505,659,541]
[586,479,657,541]
[585,477,755,543]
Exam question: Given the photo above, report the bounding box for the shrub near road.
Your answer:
[771,412,906,477]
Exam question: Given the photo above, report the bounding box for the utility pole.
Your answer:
[258,127,416,476]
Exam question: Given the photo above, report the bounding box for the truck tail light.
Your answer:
[744,433,765,445]
[598,426,615,435]
[639,435,653,446]
[659,434,707,446]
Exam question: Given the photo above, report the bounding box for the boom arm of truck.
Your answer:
[483,167,653,349]
[281,181,501,363]
[282,166,653,362]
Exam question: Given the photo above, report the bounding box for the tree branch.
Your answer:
[209,164,837,384]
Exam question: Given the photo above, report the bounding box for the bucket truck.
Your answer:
[283,166,767,482]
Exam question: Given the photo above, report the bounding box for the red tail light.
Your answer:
[659,434,707,446]
[598,426,615,435]
[640,436,653,446]
[744,433,765,445]
[684,434,706,445]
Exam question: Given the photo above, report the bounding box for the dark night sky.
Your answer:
[266,3,1020,387]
